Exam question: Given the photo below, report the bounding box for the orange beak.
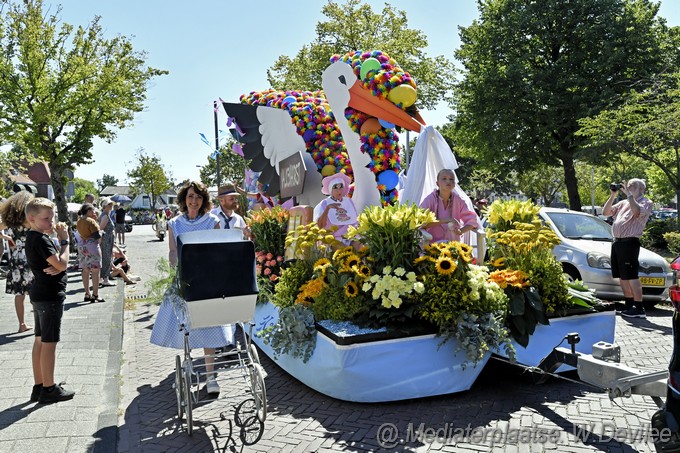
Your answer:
[348,80,425,133]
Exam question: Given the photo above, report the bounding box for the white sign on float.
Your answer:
[279,151,306,199]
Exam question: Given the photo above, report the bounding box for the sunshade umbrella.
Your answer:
[111,194,132,203]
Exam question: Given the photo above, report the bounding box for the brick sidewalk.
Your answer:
[0,268,123,453]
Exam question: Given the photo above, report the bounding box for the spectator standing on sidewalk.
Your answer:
[603,178,654,319]
[24,198,75,403]
[76,203,103,303]
[0,191,35,333]
[114,204,127,247]
[98,198,115,287]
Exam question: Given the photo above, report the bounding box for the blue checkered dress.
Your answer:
[149,213,235,349]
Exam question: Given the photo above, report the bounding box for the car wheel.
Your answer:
[562,265,581,283]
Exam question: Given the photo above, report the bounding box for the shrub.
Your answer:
[664,232,680,255]
[642,219,677,250]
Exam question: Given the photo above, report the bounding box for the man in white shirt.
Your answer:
[210,184,248,235]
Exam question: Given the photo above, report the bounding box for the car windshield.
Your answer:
[545,212,613,241]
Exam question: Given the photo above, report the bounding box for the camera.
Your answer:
[610,183,622,191]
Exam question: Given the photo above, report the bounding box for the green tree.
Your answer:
[198,143,249,188]
[72,177,97,203]
[267,0,456,110]
[451,0,678,211]
[127,149,173,209]
[516,164,565,207]
[0,0,167,221]
[578,72,680,220]
[96,174,119,193]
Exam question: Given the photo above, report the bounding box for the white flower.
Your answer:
[394,267,405,277]
[414,282,425,293]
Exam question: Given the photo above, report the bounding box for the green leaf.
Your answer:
[509,291,525,316]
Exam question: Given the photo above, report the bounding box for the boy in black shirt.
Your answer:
[24,198,75,403]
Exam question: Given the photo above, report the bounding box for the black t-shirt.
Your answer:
[115,207,126,224]
[25,230,67,302]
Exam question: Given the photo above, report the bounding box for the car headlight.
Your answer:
[587,252,611,269]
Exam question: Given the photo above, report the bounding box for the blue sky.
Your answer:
[36,0,680,188]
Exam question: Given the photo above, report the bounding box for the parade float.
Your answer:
[222,51,615,403]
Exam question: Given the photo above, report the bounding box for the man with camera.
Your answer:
[603,179,654,319]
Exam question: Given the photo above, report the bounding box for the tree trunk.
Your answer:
[561,148,581,211]
[49,163,70,224]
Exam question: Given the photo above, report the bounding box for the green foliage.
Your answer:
[127,149,174,208]
[0,0,167,221]
[198,142,249,188]
[439,313,515,367]
[504,286,548,348]
[452,0,676,210]
[266,0,456,110]
[578,71,680,212]
[96,174,119,193]
[257,304,317,363]
[643,218,678,250]
[145,258,176,305]
[270,260,312,308]
[516,164,565,207]
[72,178,98,203]
[312,282,364,322]
[527,251,571,316]
[664,232,680,255]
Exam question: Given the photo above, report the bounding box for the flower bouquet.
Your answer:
[247,207,289,301]
[413,242,515,365]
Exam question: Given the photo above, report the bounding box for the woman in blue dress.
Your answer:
[150,181,232,394]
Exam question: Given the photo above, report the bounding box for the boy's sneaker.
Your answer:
[39,384,75,404]
[620,307,647,319]
[30,384,43,402]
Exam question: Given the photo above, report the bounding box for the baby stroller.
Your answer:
[171,229,266,439]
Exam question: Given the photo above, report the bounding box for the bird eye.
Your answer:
[338,75,347,85]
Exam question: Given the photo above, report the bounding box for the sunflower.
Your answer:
[314,258,331,269]
[345,253,361,269]
[354,264,371,278]
[344,281,359,298]
[435,256,457,275]
[333,246,354,261]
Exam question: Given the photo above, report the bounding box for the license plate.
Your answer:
[640,277,665,286]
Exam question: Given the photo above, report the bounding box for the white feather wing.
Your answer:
[256,107,306,174]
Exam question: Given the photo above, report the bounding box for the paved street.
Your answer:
[0,223,675,452]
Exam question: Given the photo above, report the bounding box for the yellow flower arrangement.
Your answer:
[296,278,325,306]
[346,203,436,271]
[486,200,540,233]
[488,269,531,289]
[285,222,338,261]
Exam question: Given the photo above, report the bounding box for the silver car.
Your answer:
[538,207,671,303]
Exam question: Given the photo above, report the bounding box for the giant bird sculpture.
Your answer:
[223,51,425,214]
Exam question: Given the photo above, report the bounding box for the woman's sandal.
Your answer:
[92,295,105,303]
[84,295,94,303]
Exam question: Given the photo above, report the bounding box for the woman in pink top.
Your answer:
[420,169,480,243]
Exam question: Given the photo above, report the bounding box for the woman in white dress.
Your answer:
[150,181,231,394]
